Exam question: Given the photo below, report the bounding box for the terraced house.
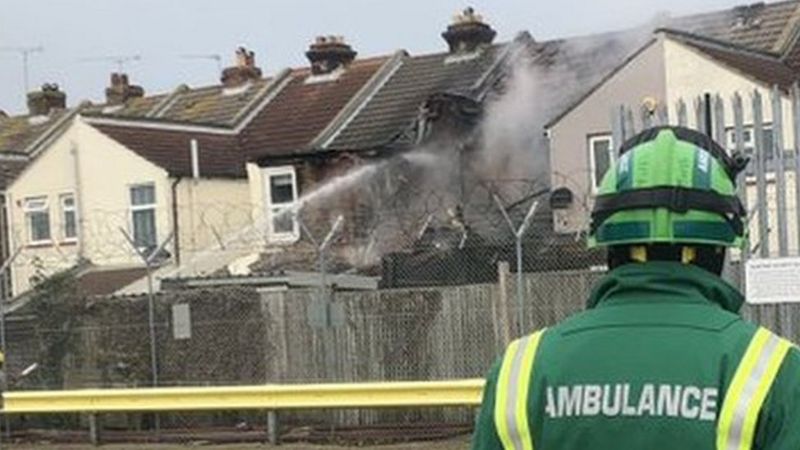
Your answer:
[0,63,262,297]
[2,1,800,298]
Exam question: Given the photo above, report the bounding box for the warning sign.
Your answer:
[746,257,800,304]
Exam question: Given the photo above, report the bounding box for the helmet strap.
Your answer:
[681,246,697,264]
[611,244,724,275]
[630,246,648,262]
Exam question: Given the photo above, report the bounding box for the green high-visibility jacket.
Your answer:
[472,262,800,450]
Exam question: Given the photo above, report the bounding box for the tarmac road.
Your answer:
[10,435,471,449]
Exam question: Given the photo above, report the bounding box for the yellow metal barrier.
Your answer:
[3,379,485,414]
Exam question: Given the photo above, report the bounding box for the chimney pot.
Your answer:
[105,72,144,105]
[305,35,357,75]
[27,83,67,116]
[221,46,262,87]
[442,7,496,53]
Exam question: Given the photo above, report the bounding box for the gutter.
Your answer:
[171,177,183,266]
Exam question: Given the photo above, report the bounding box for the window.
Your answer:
[263,166,299,242]
[24,196,51,244]
[60,194,77,240]
[588,135,614,190]
[726,126,775,173]
[130,184,157,250]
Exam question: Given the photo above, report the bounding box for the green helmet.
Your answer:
[588,126,748,249]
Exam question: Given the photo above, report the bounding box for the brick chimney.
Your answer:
[220,47,263,87]
[442,7,496,53]
[305,36,357,75]
[105,73,145,105]
[27,83,66,116]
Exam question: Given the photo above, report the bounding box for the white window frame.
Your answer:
[262,166,300,243]
[588,134,614,192]
[725,124,774,156]
[129,183,158,251]
[60,193,77,242]
[23,196,51,245]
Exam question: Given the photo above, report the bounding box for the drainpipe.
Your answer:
[70,142,86,259]
[171,177,183,266]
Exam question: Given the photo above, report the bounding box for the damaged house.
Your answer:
[180,8,648,289]
[5,2,800,296]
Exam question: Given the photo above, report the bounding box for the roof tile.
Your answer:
[676,34,798,88]
[92,124,245,178]
[328,46,503,150]
[669,0,800,53]
[0,109,71,154]
[241,57,389,159]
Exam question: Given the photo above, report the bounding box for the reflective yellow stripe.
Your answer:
[495,339,521,450]
[494,330,546,450]
[515,331,544,450]
[717,329,768,450]
[737,337,791,449]
[717,328,792,450]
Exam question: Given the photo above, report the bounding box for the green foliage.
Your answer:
[28,269,84,390]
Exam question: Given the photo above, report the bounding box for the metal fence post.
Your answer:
[732,93,749,266]
[88,413,102,446]
[676,99,688,127]
[695,96,706,134]
[713,94,726,145]
[611,106,624,151]
[493,195,539,335]
[624,107,635,141]
[267,410,279,445]
[753,90,770,258]
[119,229,174,437]
[657,103,669,126]
[0,248,22,362]
[771,85,789,256]
[793,84,800,255]
[0,247,22,444]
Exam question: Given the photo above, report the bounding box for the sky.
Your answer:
[1,0,752,115]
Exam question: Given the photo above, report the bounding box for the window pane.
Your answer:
[25,197,47,211]
[269,174,295,205]
[30,211,50,241]
[133,209,157,249]
[64,210,77,239]
[131,185,155,206]
[592,138,612,187]
[271,207,295,234]
[762,129,774,161]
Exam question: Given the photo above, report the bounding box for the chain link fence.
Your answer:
[3,122,800,438]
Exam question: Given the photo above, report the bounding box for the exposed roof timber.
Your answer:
[471,32,532,102]
[316,50,407,149]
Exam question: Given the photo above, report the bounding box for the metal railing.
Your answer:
[1,379,484,444]
[2,379,484,414]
